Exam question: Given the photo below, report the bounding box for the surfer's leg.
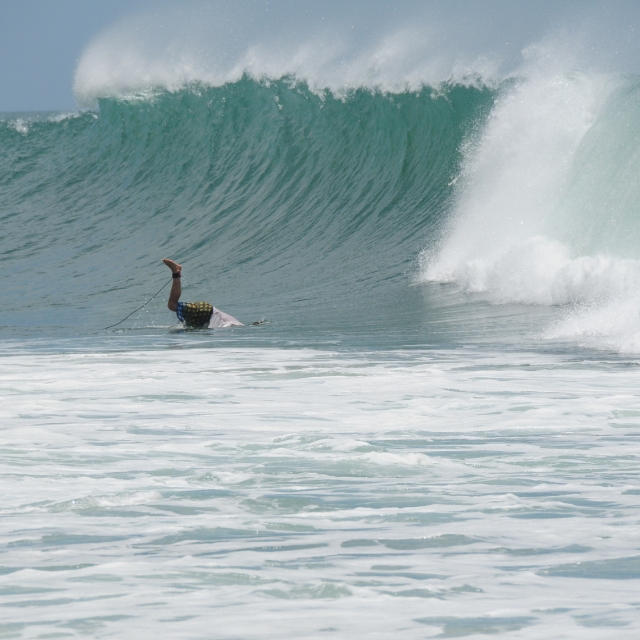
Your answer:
[162,258,182,312]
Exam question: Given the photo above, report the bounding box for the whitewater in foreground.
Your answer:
[2,2,640,637]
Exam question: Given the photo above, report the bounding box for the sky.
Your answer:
[2,0,640,112]
[0,0,154,111]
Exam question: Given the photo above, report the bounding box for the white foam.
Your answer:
[72,2,533,105]
[423,65,613,287]
[308,438,373,453]
[9,119,29,134]
[427,235,640,307]
[357,451,434,466]
[545,295,640,354]
[421,41,640,353]
[93,491,162,507]
[3,345,640,635]
[47,111,92,124]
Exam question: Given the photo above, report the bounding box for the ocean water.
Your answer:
[3,7,640,638]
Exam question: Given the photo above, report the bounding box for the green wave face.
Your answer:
[0,79,495,331]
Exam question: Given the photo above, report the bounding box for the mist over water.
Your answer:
[4,2,640,638]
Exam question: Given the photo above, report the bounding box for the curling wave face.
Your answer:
[0,79,492,335]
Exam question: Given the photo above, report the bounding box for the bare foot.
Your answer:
[162,258,182,273]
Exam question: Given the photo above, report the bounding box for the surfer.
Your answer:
[162,258,245,328]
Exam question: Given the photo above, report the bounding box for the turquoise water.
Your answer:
[0,81,492,334]
[3,67,640,638]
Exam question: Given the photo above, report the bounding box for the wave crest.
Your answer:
[72,3,517,105]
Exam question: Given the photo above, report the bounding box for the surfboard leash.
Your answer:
[102,278,173,331]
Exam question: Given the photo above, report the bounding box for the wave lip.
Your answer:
[72,3,507,106]
[74,31,496,106]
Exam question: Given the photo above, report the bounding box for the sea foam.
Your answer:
[422,48,640,353]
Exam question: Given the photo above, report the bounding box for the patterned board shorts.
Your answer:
[176,301,213,328]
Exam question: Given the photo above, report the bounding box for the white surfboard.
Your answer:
[208,307,244,328]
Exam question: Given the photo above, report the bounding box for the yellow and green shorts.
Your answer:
[176,302,213,328]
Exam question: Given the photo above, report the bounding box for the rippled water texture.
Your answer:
[2,343,640,638]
